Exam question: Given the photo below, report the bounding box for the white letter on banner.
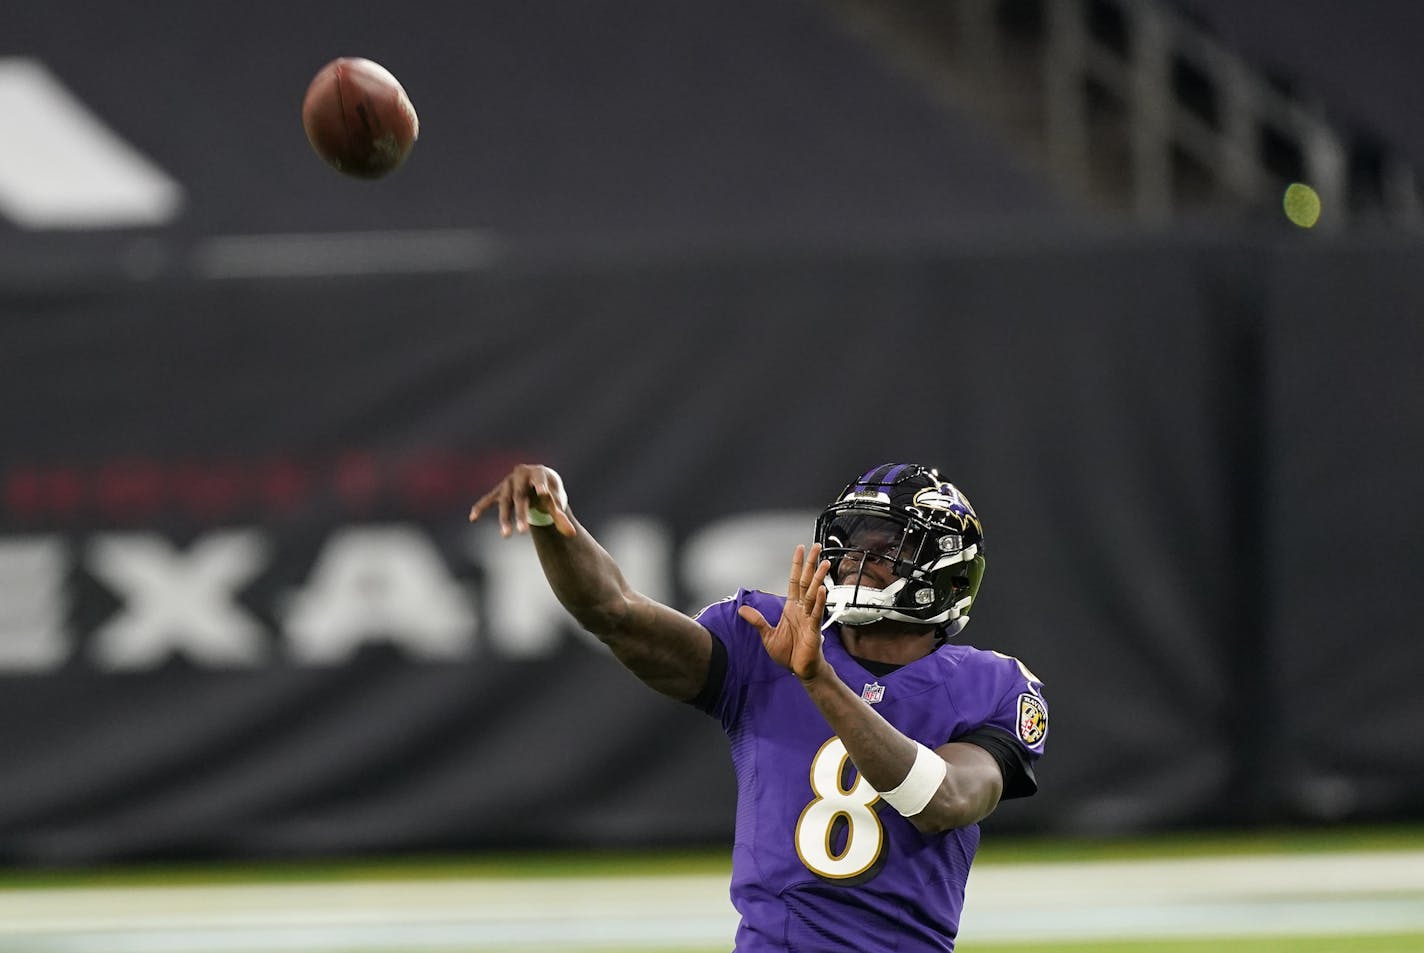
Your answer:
[0,57,183,228]
[472,515,674,658]
[87,531,270,670]
[0,536,70,672]
[681,511,818,614]
[284,525,476,664]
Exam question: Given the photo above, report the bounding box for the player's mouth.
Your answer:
[836,562,893,589]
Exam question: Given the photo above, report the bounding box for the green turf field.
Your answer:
[358,939,1424,953]
[3,822,1419,888]
[958,938,1424,953]
[0,824,1420,952]
[975,822,1424,863]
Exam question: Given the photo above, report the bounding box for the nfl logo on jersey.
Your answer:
[861,682,885,704]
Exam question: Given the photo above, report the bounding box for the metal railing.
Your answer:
[830,0,1422,230]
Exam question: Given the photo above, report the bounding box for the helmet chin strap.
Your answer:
[823,578,907,627]
[941,617,968,639]
[822,578,972,633]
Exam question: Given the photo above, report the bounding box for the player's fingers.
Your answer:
[474,493,506,536]
[472,468,551,537]
[552,507,578,537]
[810,568,829,618]
[787,544,806,600]
[506,484,529,535]
[467,487,499,522]
[799,543,823,600]
[525,470,574,536]
[737,605,771,637]
[513,466,557,533]
[470,482,517,537]
[512,476,535,533]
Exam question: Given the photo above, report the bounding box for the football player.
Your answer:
[470,462,1046,952]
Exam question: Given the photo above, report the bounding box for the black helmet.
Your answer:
[814,463,985,632]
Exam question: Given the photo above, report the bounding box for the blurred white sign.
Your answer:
[0,511,816,673]
[0,57,183,229]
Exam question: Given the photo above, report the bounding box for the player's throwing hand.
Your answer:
[468,464,577,538]
[738,543,831,682]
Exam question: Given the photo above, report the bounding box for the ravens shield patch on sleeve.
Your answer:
[1017,692,1048,746]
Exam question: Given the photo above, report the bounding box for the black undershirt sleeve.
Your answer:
[685,631,728,713]
[953,725,1038,799]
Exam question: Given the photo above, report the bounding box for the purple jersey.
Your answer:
[694,589,1047,953]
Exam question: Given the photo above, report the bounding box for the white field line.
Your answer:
[0,850,1420,951]
[961,850,1424,942]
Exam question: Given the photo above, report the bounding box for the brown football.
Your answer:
[301,57,419,179]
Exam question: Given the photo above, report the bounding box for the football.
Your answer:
[301,57,419,179]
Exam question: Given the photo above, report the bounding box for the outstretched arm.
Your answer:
[738,543,1004,833]
[470,464,712,701]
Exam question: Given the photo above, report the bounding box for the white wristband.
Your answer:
[878,743,947,817]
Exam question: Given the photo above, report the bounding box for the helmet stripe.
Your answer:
[882,463,909,487]
[849,466,878,493]
[852,463,904,493]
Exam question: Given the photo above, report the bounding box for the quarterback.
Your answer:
[471,462,1047,951]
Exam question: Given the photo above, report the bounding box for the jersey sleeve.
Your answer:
[951,651,1048,799]
[688,588,784,729]
[955,725,1039,799]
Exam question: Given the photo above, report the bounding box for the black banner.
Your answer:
[1262,240,1424,823]
[2,234,1421,864]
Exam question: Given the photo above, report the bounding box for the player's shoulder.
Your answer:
[692,588,785,630]
[941,643,1049,751]
[740,588,788,616]
[940,642,1044,691]
[692,589,790,682]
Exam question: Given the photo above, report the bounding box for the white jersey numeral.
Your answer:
[794,737,885,881]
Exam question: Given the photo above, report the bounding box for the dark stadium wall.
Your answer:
[0,231,1420,864]
[0,0,1071,244]
[1170,0,1424,166]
